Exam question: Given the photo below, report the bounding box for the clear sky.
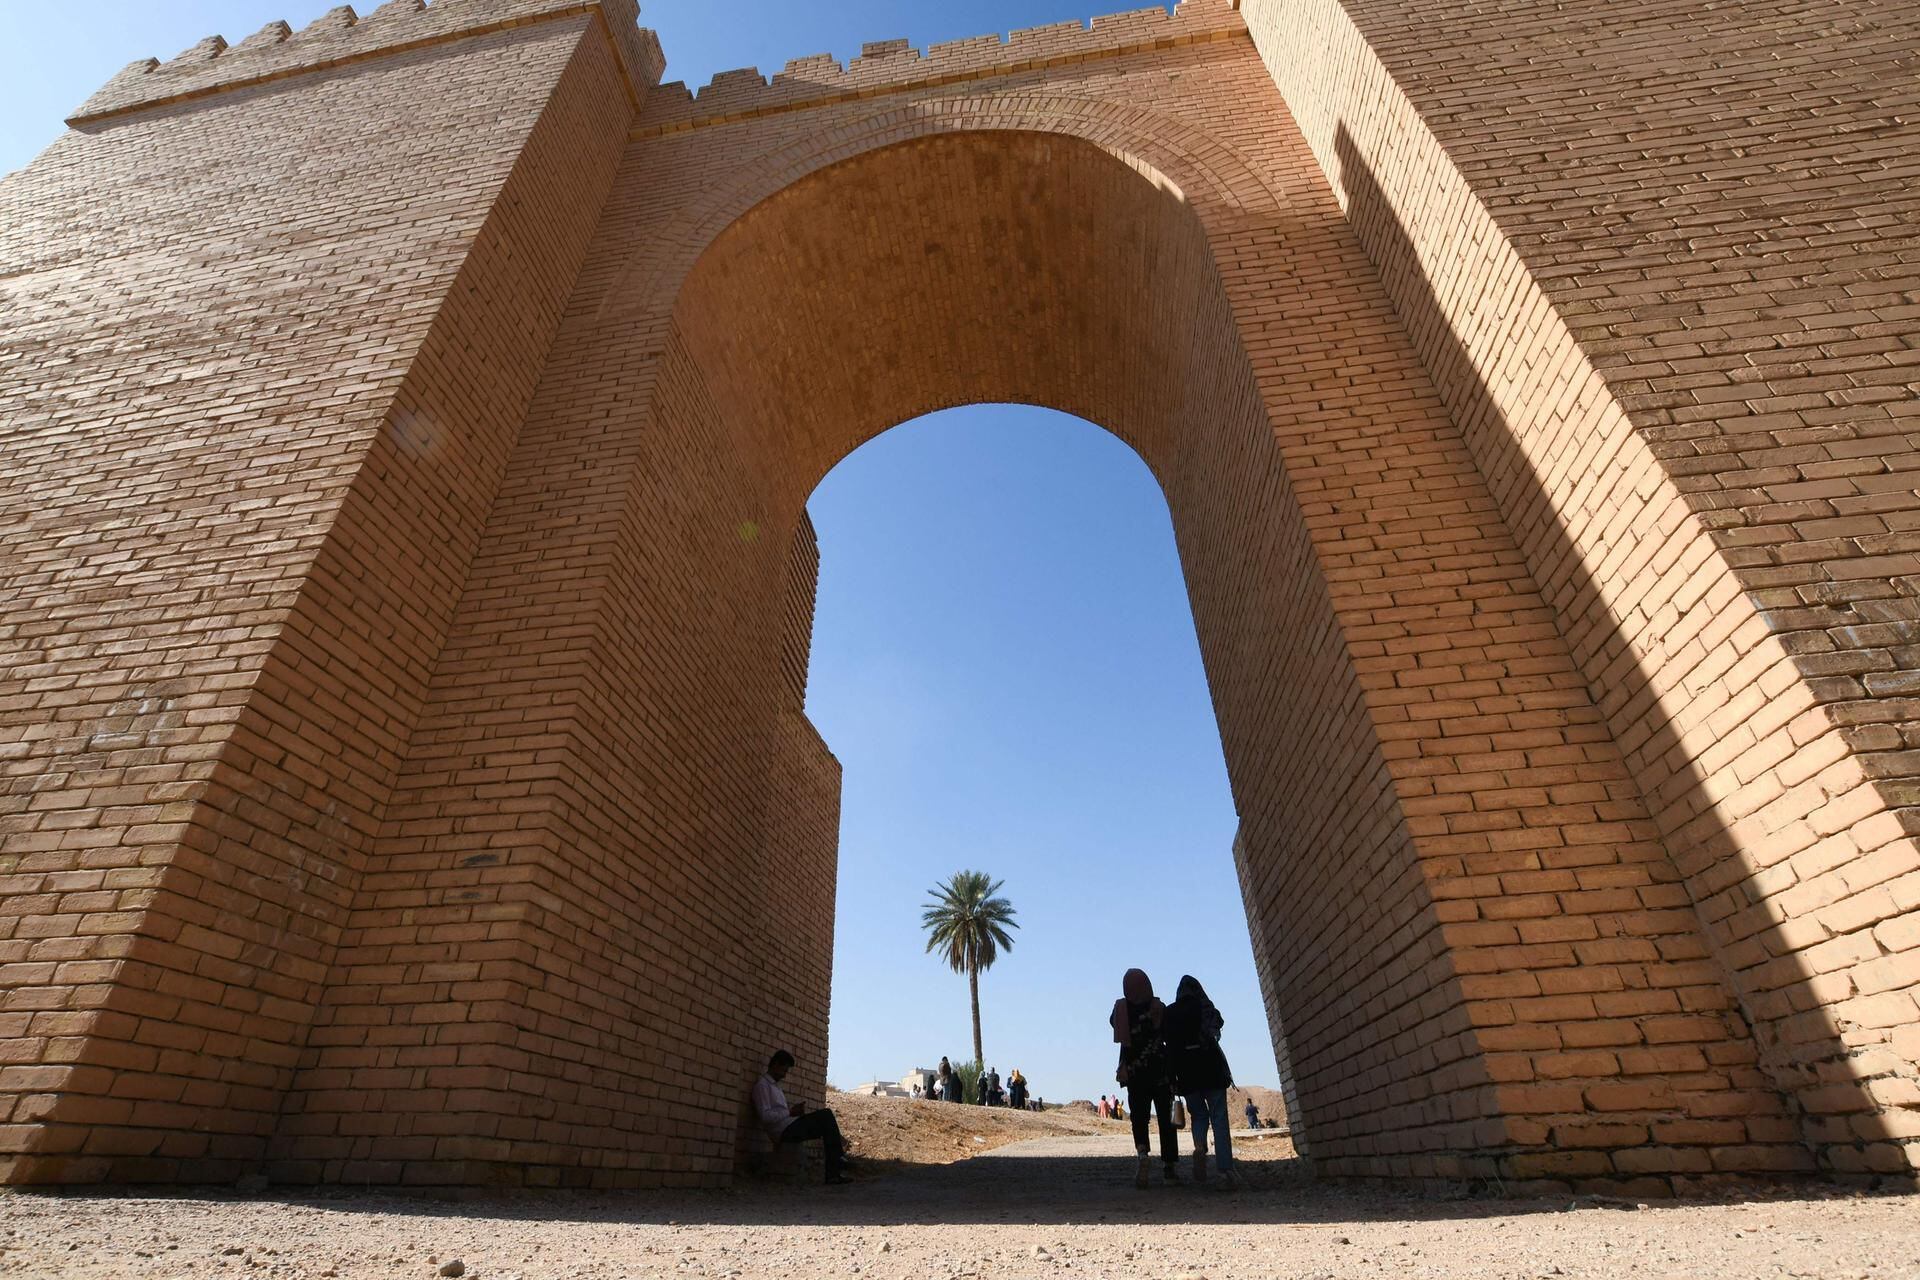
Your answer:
[0,1,1276,1105]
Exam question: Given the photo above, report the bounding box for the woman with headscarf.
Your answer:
[1163,974,1236,1189]
[1007,1068,1028,1112]
[1111,967,1181,1188]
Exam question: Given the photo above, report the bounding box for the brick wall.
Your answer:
[0,5,644,1183]
[2,0,1914,1191]
[1240,0,1920,1178]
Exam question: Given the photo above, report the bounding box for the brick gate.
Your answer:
[2,0,1917,1191]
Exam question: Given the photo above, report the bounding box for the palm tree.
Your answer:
[921,870,1019,1066]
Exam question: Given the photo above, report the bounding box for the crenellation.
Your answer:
[780,53,841,83]
[234,21,294,52]
[847,47,922,87]
[69,0,662,126]
[172,35,229,65]
[695,69,771,113]
[925,34,1004,64]
[637,0,1246,135]
[298,6,360,38]
[1091,8,1181,39]
[1005,20,1090,57]
[632,25,666,86]
[651,80,695,111]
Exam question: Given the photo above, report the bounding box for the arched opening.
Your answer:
[803,403,1268,1112]
[599,127,1421,1176]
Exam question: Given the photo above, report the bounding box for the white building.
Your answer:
[845,1068,938,1099]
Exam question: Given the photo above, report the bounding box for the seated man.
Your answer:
[751,1050,852,1185]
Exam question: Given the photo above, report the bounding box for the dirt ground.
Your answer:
[1,1099,1916,1280]
[832,1091,1289,1169]
[832,1091,1122,1165]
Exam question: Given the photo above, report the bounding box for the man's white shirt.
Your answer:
[752,1072,793,1137]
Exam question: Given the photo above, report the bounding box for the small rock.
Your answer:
[1032,1245,1050,1259]
[439,1262,466,1278]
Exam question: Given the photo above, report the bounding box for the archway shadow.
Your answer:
[14,1137,1890,1230]
[1328,123,1903,1180]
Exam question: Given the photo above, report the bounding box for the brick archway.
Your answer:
[598,92,1288,328]
[3,0,1916,1192]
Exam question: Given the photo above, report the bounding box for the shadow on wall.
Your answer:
[1329,125,1901,1179]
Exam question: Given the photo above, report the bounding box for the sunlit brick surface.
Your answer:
[0,0,1914,1190]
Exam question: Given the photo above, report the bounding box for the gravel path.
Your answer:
[1,1132,1916,1279]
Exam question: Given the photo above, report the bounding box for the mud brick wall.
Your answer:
[1241,0,1920,1177]
[2,0,1915,1191]
[0,8,643,1182]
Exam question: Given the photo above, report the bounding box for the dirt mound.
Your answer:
[830,1091,1125,1166]
[1227,1085,1290,1129]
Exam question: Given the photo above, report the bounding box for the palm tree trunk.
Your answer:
[969,963,983,1067]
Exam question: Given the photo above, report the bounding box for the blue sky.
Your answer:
[0,1,1274,1104]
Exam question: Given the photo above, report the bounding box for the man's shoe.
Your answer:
[1162,1161,1182,1184]
[824,1174,851,1186]
[1192,1150,1209,1184]
[1133,1153,1151,1190]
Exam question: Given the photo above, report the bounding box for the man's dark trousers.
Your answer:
[779,1109,845,1179]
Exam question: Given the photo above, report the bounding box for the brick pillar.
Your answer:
[1240,0,1920,1178]
[0,0,654,1184]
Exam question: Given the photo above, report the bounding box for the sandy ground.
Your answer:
[832,1092,1121,1166]
[1,1105,1916,1280]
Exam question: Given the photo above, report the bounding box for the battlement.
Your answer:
[636,0,1246,136]
[69,0,666,126]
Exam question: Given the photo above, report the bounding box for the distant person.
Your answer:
[987,1067,1002,1106]
[938,1057,958,1104]
[1112,968,1180,1188]
[910,1082,923,1100]
[1097,1095,1110,1120]
[1244,1099,1260,1130]
[752,1050,853,1186]
[1007,1069,1028,1111]
[1165,974,1237,1190]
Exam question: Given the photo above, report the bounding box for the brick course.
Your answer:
[0,0,1914,1189]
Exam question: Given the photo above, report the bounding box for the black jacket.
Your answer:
[1162,993,1233,1094]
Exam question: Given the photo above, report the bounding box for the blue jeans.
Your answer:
[1186,1087,1233,1172]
